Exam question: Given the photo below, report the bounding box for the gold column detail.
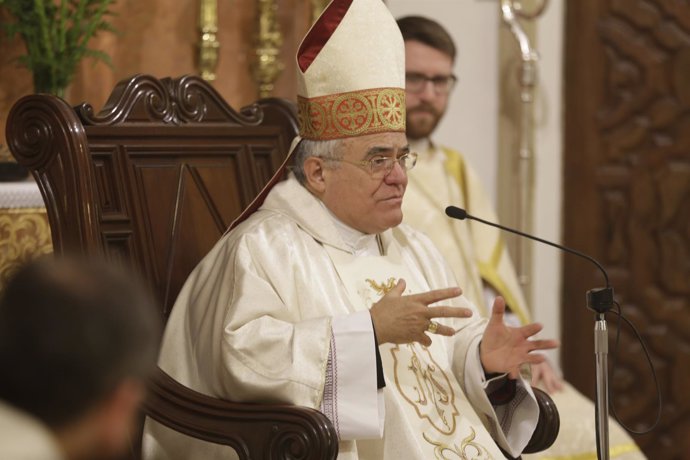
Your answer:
[499,0,549,306]
[310,0,330,23]
[199,0,220,81]
[0,208,53,291]
[253,0,283,98]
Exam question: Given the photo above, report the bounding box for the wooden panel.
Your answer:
[133,156,244,315]
[92,146,130,221]
[51,76,296,316]
[564,1,690,457]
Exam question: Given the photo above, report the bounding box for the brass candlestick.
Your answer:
[253,0,283,98]
[199,0,220,81]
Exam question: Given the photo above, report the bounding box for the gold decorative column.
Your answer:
[0,208,53,291]
[310,0,330,23]
[198,0,220,81]
[252,0,283,98]
[498,0,549,306]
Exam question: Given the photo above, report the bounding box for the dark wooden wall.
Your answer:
[563,1,690,458]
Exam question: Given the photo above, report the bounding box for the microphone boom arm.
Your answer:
[445,205,610,289]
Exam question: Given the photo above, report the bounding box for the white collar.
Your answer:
[319,201,381,256]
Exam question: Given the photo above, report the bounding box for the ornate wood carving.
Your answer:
[5,94,103,255]
[75,75,264,126]
[564,1,690,457]
[523,388,560,453]
[146,368,338,459]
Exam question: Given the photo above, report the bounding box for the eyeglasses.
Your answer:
[405,72,457,95]
[334,152,418,178]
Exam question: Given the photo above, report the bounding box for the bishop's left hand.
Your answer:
[479,296,559,379]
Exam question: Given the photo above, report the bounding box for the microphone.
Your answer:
[446,206,664,456]
[444,205,613,313]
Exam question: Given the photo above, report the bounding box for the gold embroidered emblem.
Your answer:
[423,428,493,459]
[334,92,373,135]
[376,88,404,129]
[298,87,405,140]
[365,277,397,296]
[391,343,459,435]
[299,100,328,138]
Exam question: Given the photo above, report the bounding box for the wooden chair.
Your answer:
[6,74,558,459]
[6,74,337,460]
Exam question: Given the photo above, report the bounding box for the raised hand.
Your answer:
[480,296,559,379]
[369,279,472,346]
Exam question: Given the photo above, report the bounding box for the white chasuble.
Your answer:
[142,176,538,460]
[325,240,505,459]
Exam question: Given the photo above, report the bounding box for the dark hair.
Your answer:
[0,255,161,428]
[396,15,456,61]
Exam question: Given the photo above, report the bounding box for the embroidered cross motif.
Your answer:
[365,277,397,295]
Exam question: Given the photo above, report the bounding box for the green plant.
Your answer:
[0,0,116,97]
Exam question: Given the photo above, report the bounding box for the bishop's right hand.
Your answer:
[369,279,472,347]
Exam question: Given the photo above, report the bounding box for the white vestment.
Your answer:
[143,175,541,459]
[0,401,64,460]
[402,140,646,459]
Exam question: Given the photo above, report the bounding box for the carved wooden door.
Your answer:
[563,1,690,457]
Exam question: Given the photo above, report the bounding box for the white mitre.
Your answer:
[228,0,406,230]
[296,0,406,140]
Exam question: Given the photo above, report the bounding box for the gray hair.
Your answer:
[291,138,345,184]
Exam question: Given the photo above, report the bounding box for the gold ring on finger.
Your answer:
[427,321,439,334]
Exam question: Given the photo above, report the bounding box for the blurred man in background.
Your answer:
[0,255,161,460]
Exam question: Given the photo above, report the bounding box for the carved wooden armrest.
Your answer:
[522,386,560,453]
[144,367,339,460]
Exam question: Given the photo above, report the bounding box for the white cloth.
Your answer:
[0,401,64,460]
[143,175,540,459]
[0,180,45,209]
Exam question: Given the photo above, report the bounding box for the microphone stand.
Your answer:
[588,288,614,460]
[445,206,614,459]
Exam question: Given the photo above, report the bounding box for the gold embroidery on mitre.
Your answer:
[391,343,459,435]
[365,277,397,296]
[298,87,405,140]
[423,429,493,460]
